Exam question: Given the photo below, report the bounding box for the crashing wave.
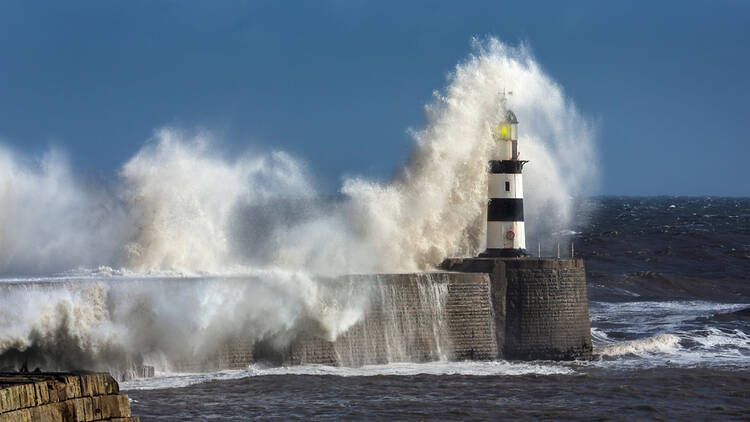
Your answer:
[595,333,680,357]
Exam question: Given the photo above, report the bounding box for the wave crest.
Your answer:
[596,333,681,357]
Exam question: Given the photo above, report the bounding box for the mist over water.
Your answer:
[0,38,598,373]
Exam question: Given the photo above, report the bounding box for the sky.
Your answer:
[1,1,748,196]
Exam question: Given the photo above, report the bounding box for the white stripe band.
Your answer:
[488,173,524,199]
[486,221,526,249]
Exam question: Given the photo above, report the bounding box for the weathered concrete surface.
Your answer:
[438,259,508,358]
[442,257,593,361]
[188,262,590,368]
[172,340,254,373]
[445,273,498,361]
[504,259,592,360]
[258,273,497,366]
[0,372,138,421]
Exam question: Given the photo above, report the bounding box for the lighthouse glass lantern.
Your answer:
[494,111,518,141]
[494,122,513,141]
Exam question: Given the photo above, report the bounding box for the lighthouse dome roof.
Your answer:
[504,109,519,124]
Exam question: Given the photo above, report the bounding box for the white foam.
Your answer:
[120,369,250,391]
[248,360,575,377]
[593,328,750,370]
[595,333,680,357]
[590,301,750,369]
[691,327,750,350]
[0,274,371,373]
[590,327,613,346]
[121,360,576,391]
[589,301,748,330]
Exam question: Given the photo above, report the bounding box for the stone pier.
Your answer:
[0,261,593,378]
[441,257,592,361]
[0,373,138,422]
[255,259,592,365]
[256,272,499,366]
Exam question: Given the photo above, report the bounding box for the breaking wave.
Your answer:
[0,37,596,277]
[121,361,576,391]
[0,274,370,375]
[595,333,681,357]
[590,301,750,369]
[0,38,598,373]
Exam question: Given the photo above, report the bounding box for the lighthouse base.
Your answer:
[440,256,592,361]
[479,248,528,258]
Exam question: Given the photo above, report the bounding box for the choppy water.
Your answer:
[126,368,750,421]
[121,197,750,420]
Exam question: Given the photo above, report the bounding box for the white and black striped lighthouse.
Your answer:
[480,104,528,257]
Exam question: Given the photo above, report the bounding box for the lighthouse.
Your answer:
[441,97,592,364]
[480,101,527,257]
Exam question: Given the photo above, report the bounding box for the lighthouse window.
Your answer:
[505,181,510,191]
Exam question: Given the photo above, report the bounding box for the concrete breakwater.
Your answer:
[441,257,592,361]
[260,272,499,366]
[200,258,592,367]
[0,373,138,422]
[0,258,592,377]
[174,272,497,370]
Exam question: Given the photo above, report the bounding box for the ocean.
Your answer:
[116,196,750,420]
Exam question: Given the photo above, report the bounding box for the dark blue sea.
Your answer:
[121,197,750,420]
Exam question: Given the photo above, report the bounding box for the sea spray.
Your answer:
[0,38,596,276]
[0,273,370,374]
[332,274,451,366]
[0,37,598,372]
[0,147,133,275]
[279,38,598,272]
[121,131,313,274]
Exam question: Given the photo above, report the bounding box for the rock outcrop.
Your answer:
[0,373,138,422]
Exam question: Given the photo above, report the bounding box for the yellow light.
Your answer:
[495,124,509,139]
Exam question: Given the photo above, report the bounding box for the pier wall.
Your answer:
[0,259,591,377]
[268,273,498,366]
[503,259,592,360]
[442,258,592,361]
[172,340,254,373]
[260,258,591,366]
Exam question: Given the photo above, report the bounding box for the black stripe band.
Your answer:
[489,160,528,174]
[487,198,524,221]
[479,248,527,258]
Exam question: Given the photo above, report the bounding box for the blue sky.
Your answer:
[1,1,748,196]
